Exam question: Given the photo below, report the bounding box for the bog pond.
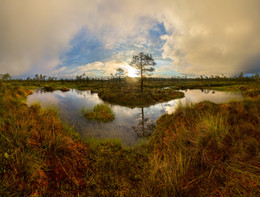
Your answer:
[27,89,243,146]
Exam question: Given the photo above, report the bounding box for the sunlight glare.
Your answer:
[126,66,138,77]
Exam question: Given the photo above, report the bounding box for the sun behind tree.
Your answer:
[130,52,156,93]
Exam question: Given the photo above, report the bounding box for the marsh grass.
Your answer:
[82,104,115,123]
[0,87,90,195]
[0,82,259,196]
[145,92,260,196]
[0,83,147,196]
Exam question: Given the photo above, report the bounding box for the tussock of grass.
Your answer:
[42,85,70,92]
[146,95,260,196]
[82,104,115,123]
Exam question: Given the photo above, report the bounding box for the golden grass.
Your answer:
[145,94,260,196]
[0,82,259,196]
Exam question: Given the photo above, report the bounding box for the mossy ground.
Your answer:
[0,81,259,196]
[98,87,184,108]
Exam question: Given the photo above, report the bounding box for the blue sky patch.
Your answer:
[54,19,175,77]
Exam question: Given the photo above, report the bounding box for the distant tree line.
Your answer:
[1,52,259,86]
[1,71,259,83]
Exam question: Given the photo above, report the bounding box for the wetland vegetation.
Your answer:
[82,104,115,123]
[2,0,260,195]
[0,75,259,196]
[98,87,184,107]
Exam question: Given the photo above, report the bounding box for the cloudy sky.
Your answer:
[1,0,260,78]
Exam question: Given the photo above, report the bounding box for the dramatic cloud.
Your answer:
[0,0,98,75]
[0,0,158,76]
[0,0,259,77]
[160,0,260,76]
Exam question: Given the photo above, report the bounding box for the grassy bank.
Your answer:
[148,97,260,196]
[0,81,259,196]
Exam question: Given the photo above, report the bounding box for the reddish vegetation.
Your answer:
[0,86,92,195]
[0,85,146,196]
[0,83,259,196]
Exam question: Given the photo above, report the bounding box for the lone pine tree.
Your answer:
[130,52,156,93]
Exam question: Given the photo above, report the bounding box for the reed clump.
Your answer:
[82,104,115,122]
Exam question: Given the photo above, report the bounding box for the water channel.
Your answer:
[27,89,243,146]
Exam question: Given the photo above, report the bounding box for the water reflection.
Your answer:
[199,89,215,94]
[27,88,243,146]
[132,108,155,138]
[164,89,244,114]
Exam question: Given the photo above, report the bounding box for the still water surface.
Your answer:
[27,89,243,146]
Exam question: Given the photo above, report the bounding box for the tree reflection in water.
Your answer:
[132,107,155,138]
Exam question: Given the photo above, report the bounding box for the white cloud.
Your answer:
[0,0,100,75]
[58,60,130,77]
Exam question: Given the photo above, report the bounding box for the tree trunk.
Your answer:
[140,65,143,93]
[141,107,144,131]
[140,58,143,93]
[141,77,143,93]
